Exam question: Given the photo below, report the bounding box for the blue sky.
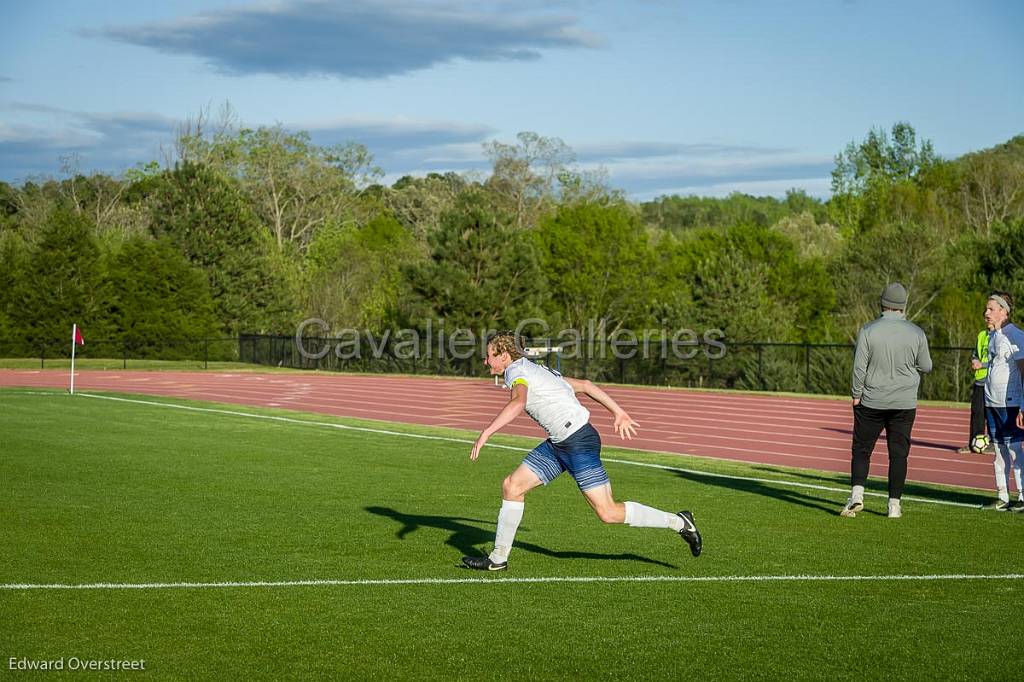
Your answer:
[1,0,1021,199]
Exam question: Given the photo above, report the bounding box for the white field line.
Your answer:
[77,391,513,447]
[3,573,1023,591]
[75,393,984,509]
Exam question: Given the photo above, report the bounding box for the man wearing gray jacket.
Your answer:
[840,282,933,519]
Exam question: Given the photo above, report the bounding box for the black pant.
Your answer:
[969,382,986,441]
[851,404,917,499]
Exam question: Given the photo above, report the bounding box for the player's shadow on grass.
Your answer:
[365,506,677,569]
[668,470,840,515]
[749,465,991,507]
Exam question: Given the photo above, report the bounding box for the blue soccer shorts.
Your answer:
[522,423,610,492]
[986,406,1024,444]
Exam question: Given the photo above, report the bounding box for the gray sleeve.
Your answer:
[916,331,933,374]
[851,328,870,398]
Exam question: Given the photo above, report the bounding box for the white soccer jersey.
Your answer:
[985,323,1024,407]
[504,358,590,442]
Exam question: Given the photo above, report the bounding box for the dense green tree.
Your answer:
[832,122,937,192]
[648,230,697,329]
[829,122,938,232]
[149,162,294,334]
[957,136,1024,236]
[976,219,1024,312]
[0,181,20,233]
[669,225,836,342]
[99,237,218,356]
[404,190,546,331]
[6,209,102,351]
[304,213,421,332]
[0,231,28,339]
[692,250,794,342]
[537,200,655,334]
[640,192,808,233]
[783,189,828,222]
[830,220,949,338]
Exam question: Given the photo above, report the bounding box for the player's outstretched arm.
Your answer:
[564,377,639,440]
[470,383,528,460]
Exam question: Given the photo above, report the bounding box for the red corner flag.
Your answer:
[74,325,84,346]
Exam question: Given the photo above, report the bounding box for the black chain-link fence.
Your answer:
[0,337,241,369]
[235,334,972,403]
[1,334,973,403]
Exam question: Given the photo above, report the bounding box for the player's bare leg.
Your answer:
[583,483,702,557]
[462,464,542,571]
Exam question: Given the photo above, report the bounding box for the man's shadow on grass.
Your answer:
[672,467,989,515]
[365,506,677,569]
[668,470,842,515]
[747,465,991,508]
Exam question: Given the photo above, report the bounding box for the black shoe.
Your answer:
[462,555,508,571]
[676,511,702,557]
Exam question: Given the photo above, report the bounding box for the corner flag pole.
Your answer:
[70,323,83,394]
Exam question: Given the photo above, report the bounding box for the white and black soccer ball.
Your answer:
[970,434,991,454]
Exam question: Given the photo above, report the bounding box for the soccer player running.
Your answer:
[462,331,701,572]
[983,292,1024,510]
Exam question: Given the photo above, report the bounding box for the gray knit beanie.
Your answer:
[880,282,908,309]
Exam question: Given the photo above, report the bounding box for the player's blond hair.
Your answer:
[486,330,525,360]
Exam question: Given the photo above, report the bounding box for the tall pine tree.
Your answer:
[149,162,293,335]
[404,189,547,331]
[100,237,219,357]
[6,208,101,353]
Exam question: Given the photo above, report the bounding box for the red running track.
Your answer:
[0,369,992,492]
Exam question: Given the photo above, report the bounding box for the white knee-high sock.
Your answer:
[1009,441,1024,500]
[489,500,525,563]
[994,441,1013,502]
[624,501,682,531]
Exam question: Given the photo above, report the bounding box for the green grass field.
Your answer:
[1,387,1020,680]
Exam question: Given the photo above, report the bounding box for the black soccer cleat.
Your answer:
[462,555,508,571]
[676,511,702,557]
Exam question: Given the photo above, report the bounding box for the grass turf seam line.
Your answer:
[76,392,981,510]
[4,573,1024,590]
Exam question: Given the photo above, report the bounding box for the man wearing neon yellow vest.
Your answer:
[960,328,993,455]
